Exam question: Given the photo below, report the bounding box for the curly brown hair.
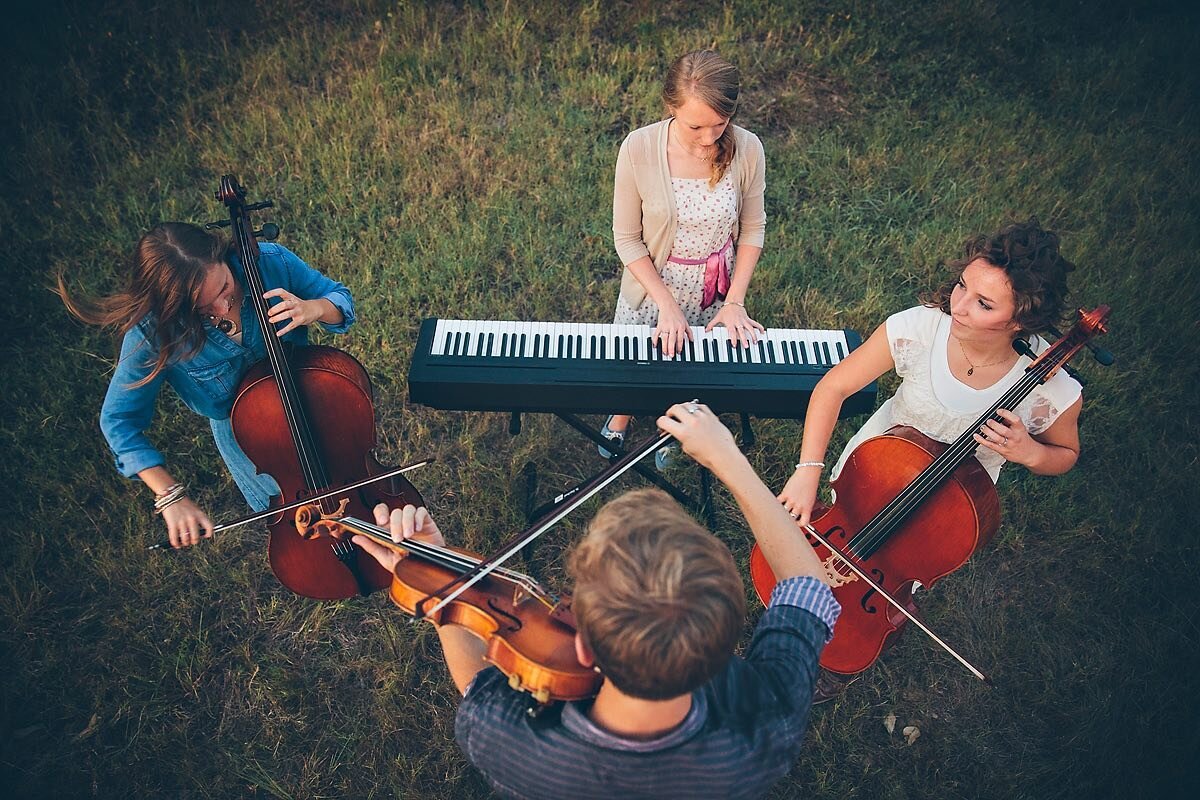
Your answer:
[923,217,1076,335]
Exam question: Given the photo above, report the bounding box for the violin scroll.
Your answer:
[294,501,352,540]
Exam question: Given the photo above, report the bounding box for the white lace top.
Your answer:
[831,305,1082,482]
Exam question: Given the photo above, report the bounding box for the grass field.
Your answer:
[2,0,1198,797]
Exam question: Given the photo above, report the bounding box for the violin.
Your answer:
[293,505,601,705]
[287,431,674,704]
[751,307,1110,676]
[215,175,424,599]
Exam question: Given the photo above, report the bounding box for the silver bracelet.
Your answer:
[725,300,745,308]
[794,461,825,471]
[154,484,187,512]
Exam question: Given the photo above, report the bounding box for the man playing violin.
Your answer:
[354,401,839,800]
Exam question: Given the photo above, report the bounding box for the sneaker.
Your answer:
[598,417,626,458]
[654,442,681,471]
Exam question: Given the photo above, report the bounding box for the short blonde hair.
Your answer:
[568,488,745,699]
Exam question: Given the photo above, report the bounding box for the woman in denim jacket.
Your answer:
[60,222,355,549]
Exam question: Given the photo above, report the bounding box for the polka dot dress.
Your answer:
[614,172,739,326]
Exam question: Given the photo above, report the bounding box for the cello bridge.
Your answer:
[822,554,860,588]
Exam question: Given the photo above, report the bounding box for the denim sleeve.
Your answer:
[99,328,167,478]
[275,245,356,333]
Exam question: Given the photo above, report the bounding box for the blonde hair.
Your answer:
[662,50,741,187]
[568,488,745,699]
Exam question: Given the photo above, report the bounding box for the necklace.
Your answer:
[670,122,714,162]
[208,315,241,337]
[954,336,1011,376]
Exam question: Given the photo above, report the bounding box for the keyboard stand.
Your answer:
[510,411,718,577]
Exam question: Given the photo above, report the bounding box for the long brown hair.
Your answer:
[662,50,741,188]
[923,217,1076,336]
[58,222,228,386]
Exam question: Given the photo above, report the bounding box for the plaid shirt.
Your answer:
[455,576,839,800]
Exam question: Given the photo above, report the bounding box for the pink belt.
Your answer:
[667,236,732,310]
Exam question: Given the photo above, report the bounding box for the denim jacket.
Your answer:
[99,243,356,478]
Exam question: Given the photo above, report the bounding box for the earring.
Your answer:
[593,665,602,674]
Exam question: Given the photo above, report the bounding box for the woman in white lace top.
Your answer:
[779,218,1084,528]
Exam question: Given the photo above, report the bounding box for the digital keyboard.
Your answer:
[408,319,877,419]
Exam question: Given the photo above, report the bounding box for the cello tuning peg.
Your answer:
[255,222,281,241]
[1046,325,1115,367]
[204,219,231,230]
[1012,337,1087,385]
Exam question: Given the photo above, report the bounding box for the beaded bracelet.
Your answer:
[794,461,825,471]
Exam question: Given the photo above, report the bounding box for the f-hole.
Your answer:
[488,600,524,632]
[859,568,887,614]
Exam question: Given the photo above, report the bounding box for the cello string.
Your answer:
[849,368,1044,556]
[847,341,1070,559]
[851,360,1054,557]
[229,194,330,508]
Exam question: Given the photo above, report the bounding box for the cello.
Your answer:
[750,307,1110,676]
[216,174,424,600]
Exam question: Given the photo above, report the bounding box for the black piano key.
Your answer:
[558,334,565,358]
[822,342,832,366]
[836,340,845,360]
[488,332,495,356]
[442,331,452,354]
[577,334,584,358]
[520,333,527,357]
[476,333,486,357]
[757,340,767,363]
[767,340,777,363]
[599,336,606,359]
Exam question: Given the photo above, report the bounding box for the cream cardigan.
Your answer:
[612,119,767,309]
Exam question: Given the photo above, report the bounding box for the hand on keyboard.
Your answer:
[652,300,694,357]
[706,303,765,348]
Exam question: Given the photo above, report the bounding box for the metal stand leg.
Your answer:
[535,412,711,522]
[739,412,755,448]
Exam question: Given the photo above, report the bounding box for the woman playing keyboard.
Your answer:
[600,50,768,468]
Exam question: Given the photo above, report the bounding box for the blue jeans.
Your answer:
[209,417,282,512]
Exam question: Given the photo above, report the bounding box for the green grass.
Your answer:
[2,0,1198,797]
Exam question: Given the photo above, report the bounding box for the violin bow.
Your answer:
[804,524,990,683]
[147,458,434,550]
[413,431,672,620]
